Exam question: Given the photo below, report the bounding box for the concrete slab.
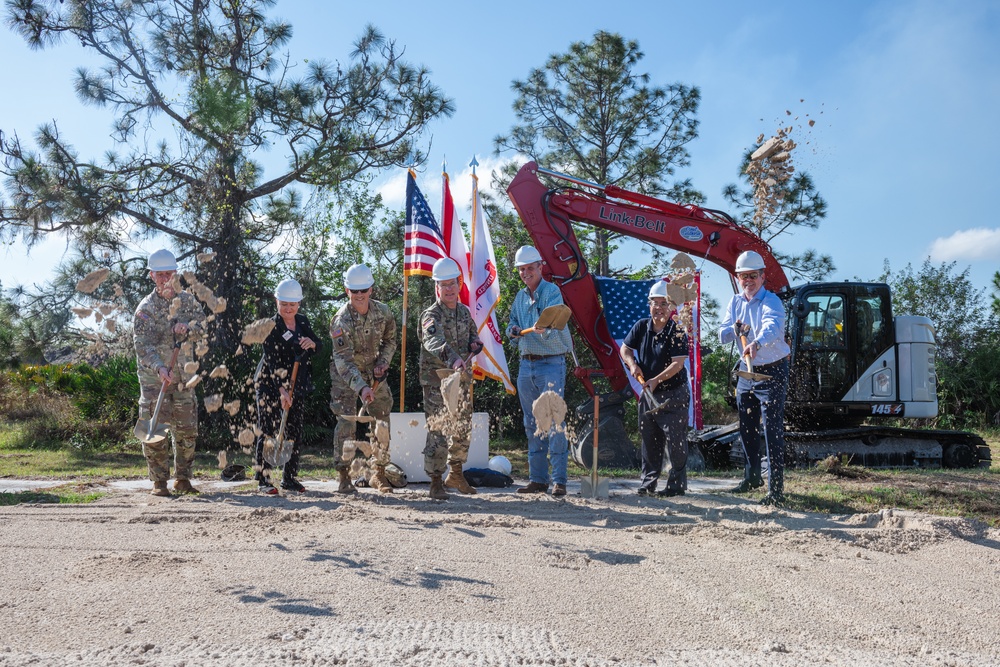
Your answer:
[0,480,65,494]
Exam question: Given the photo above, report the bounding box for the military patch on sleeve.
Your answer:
[337,337,345,347]
[136,311,151,323]
[423,321,436,335]
[331,327,343,338]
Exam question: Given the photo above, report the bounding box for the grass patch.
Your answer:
[2,419,998,526]
[0,483,107,505]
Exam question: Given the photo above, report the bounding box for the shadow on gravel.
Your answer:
[226,585,335,617]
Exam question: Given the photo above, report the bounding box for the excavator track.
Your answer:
[786,426,990,468]
[694,424,991,469]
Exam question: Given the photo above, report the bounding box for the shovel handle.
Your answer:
[738,333,755,372]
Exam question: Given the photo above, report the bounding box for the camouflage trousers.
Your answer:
[330,381,392,470]
[138,382,198,483]
[421,373,471,477]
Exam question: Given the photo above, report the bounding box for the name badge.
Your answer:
[282,330,294,341]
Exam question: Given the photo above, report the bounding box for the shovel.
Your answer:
[263,351,310,467]
[636,372,672,416]
[580,391,610,499]
[518,304,572,335]
[736,332,771,382]
[133,344,180,444]
[338,370,387,424]
[434,350,477,381]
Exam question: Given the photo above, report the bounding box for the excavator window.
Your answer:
[790,292,849,402]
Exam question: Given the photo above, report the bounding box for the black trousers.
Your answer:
[638,383,690,493]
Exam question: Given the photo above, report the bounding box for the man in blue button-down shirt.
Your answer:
[506,246,573,497]
[719,250,791,506]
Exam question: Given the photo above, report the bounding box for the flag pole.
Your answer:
[468,156,481,408]
[399,167,418,413]
[399,272,409,412]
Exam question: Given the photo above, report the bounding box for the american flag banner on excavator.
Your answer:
[404,170,447,277]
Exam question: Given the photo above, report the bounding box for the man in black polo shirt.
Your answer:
[620,281,690,497]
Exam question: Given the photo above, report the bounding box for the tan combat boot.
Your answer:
[173,479,200,495]
[428,474,450,500]
[336,468,356,495]
[369,465,394,494]
[444,462,476,495]
[150,481,171,497]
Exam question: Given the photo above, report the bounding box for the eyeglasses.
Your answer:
[737,272,761,281]
[349,288,370,294]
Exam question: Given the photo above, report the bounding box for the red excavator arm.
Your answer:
[506,161,788,393]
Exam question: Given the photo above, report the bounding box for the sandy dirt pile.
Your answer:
[1,487,998,666]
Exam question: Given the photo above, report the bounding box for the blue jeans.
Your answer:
[736,357,789,495]
[517,356,568,485]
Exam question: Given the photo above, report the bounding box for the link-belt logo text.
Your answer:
[598,206,666,233]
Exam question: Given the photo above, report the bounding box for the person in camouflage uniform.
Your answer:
[419,258,483,500]
[329,264,397,494]
[133,249,206,497]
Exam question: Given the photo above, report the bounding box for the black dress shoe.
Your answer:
[656,488,684,498]
[637,486,655,496]
[551,483,567,497]
[730,478,764,494]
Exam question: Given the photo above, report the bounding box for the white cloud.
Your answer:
[929,228,1000,262]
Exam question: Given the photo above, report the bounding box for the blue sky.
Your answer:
[1,0,998,313]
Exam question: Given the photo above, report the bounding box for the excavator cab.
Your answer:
[784,283,895,427]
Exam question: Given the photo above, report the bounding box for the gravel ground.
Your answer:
[1,481,999,666]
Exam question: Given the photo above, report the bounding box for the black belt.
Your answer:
[521,354,561,361]
[752,357,789,372]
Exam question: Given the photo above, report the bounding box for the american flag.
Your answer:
[404,171,447,277]
[595,277,657,341]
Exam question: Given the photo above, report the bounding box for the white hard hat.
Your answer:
[343,263,375,290]
[735,250,766,273]
[648,280,669,300]
[147,249,177,272]
[274,278,303,302]
[488,455,512,477]
[432,257,461,282]
[514,245,543,267]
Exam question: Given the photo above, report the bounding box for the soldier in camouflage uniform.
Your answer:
[133,249,207,497]
[330,264,397,494]
[419,258,483,500]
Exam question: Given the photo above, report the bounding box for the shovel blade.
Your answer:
[580,476,609,499]
[262,437,294,467]
[339,415,374,423]
[535,304,572,330]
[134,419,168,444]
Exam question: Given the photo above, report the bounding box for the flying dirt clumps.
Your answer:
[203,393,224,413]
[223,400,241,417]
[217,450,228,470]
[197,252,216,264]
[76,268,111,294]
[209,364,230,379]
[242,319,276,345]
[440,371,464,414]
[185,375,203,390]
[237,428,255,448]
[532,390,567,436]
[746,125,797,229]
[184,361,199,375]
